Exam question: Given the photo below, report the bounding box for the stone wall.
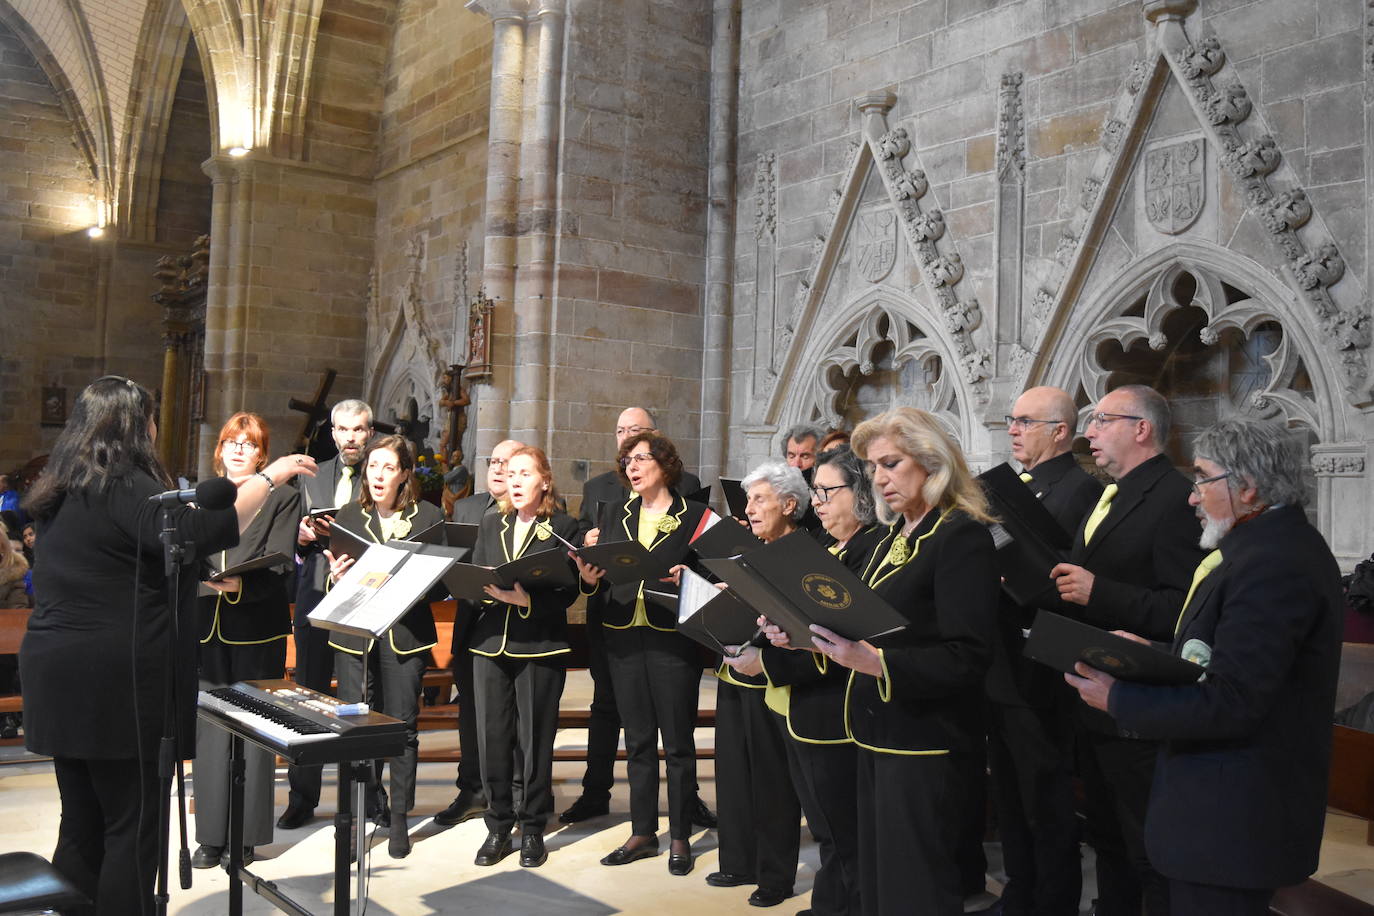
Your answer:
[155,36,211,249]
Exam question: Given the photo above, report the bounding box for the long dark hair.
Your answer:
[24,376,170,520]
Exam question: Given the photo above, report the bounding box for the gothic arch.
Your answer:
[1037,241,1345,444]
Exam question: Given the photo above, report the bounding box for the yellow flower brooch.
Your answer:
[535,521,553,541]
[392,518,412,538]
[656,515,680,534]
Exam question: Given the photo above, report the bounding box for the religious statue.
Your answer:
[441,446,473,518]
[437,364,470,459]
[465,290,494,381]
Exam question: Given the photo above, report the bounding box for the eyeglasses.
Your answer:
[619,453,657,469]
[1084,412,1143,429]
[616,425,652,438]
[810,483,849,504]
[1191,471,1231,494]
[487,457,509,469]
[1004,415,1061,430]
[220,439,259,453]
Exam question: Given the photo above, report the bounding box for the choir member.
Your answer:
[811,407,999,916]
[191,412,303,869]
[468,445,580,869]
[325,435,443,859]
[575,433,709,876]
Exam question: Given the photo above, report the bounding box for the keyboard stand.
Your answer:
[222,731,369,916]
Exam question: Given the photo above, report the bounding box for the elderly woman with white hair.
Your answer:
[708,459,808,907]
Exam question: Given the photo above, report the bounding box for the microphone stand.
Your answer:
[155,504,195,916]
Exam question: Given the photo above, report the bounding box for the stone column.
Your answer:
[467,0,530,459]
[700,0,741,487]
[200,155,239,476]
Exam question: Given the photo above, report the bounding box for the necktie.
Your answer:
[1175,550,1223,634]
[1018,472,1034,484]
[334,464,354,507]
[1082,483,1118,544]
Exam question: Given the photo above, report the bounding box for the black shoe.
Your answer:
[668,850,693,876]
[706,871,754,887]
[559,794,610,824]
[365,787,390,828]
[600,841,659,866]
[388,813,411,859]
[191,845,223,870]
[519,833,548,867]
[434,789,487,826]
[276,802,315,830]
[688,795,718,829]
[749,888,792,907]
[474,831,512,866]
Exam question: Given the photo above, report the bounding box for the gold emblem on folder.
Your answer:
[801,574,851,610]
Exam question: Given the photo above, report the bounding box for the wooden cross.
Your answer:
[288,369,337,453]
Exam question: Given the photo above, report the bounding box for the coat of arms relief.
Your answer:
[1144,137,1204,235]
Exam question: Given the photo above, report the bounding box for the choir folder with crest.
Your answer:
[701,529,906,649]
[1023,611,1204,685]
[977,462,1074,606]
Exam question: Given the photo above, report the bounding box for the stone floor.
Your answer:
[2,672,1371,914]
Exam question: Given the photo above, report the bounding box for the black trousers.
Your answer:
[715,682,800,894]
[52,756,160,916]
[988,702,1081,916]
[857,749,962,916]
[1078,729,1168,916]
[335,644,425,814]
[1168,879,1272,916]
[195,638,287,847]
[448,611,483,795]
[472,653,565,835]
[578,599,620,801]
[784,733,859,915]
[604,625,700,840]
[285,585,335,810]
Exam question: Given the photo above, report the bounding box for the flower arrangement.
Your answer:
[413,454,444,498]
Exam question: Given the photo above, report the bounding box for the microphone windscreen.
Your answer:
[195,476,239,511]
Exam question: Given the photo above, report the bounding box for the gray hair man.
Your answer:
[779,424,824,472]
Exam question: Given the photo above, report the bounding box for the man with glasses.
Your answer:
[1066,418,1341,916]
[984,386,1103,916]
[1047,385,1204,916]
[561,407,710,826]
[278,399,373,830]
[434,438,524,826]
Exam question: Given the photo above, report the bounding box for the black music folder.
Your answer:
[574,538,676,586]
[324,521,373,564]
[672,568,760,653]
[1023,611,1204,685]
[208,551,292,582]
[684,484,712,506]
[307,505,343,522]
[407,521,480,563]
[441,547,577,600]
[691,515,762,559]
[977,462,1073,606]
[701,529,906,648]
[719,477,747,517]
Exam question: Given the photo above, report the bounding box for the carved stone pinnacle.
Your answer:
[1143,0,1197,23]
[856,91,897,116]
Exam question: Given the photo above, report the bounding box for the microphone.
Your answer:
[148,476,238,510]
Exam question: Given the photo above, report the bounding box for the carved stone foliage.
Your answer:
[1311,451,1366,476]
[1144,137,1204,235]
[754,153,777,241]
[996,72,1025,176]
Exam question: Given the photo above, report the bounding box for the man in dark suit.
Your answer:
[1067,417,1342,915]
[277,399,372,829]
[434,437,524,826]
[560,406,707,825]
[1049,384,1205,916]
[987,386,1102,916]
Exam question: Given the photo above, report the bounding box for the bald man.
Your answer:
[986,387,1102,916]
[435,438,524,826]
[561,408,706,825]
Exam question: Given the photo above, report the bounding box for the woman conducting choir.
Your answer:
[743,444,881,915]
[191,412,304,870]
[20,376,315,913]
[712,459,807,907]
[325,434,443,859]
[467,445,579,869]
[800,407,998,915]
[575,433,709,876]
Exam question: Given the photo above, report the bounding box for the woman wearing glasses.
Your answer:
[575,433,709,876]
[466,445,580,870]
[326,435,444,859]
[191,413,305,870]
[747,445,881,915]
[797,407,999,915]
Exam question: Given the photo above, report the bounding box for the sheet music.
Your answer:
[308,543,452,637]
[677,567,722,625]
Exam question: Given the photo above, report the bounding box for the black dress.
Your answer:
[21,472,239,914]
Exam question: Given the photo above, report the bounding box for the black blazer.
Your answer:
[844,509,999,755]
[761,523,884,743]
[986,452,1103,708]
[448,492,500,656]
[327,499,444,656]
[468,511,580,659]
[579,467,703,535]
[198,484,302,645]
[1110,505,1343,890]
[296,455,364,604]
[585,491,710,631]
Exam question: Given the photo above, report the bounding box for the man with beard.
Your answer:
[1067,418,1341,915]
[277,399,373,830]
